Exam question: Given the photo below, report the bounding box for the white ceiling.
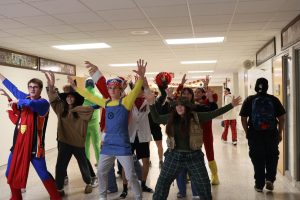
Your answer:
[0,0,299,83]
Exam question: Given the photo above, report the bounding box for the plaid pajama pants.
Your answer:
[153,150,212,200]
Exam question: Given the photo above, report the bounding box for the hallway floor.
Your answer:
[1,120,300,200]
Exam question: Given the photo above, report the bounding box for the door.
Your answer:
[272,55,287,175]
[295,47,300,180]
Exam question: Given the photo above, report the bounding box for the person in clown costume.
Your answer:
[69,59,147,200]
[83,78,101,166]
[0,73,61,200]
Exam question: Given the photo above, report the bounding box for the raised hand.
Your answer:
[67,76,77,90]
[201,75,210,89]
[165,88,174,99]
[8,99,19,106]
[85,61,100,77]
[231,96,242,107]
[0,72,5,81]
[181,74,187,85]
[0,88,10,99]
[133,59,147,78]
[44,71,55,87]
[144,91,155,105]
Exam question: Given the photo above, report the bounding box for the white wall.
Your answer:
[0,65,71,166]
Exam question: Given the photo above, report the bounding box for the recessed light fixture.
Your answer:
[181,60,217,64]
[109,63,136,67]
[165,37,224,45]
[188,70,214,73]
[52,43,111,50]
[131,30,149,35]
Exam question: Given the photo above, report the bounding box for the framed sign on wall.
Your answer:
[0,48,38,70]
[281,14,300,50]
[256,37,276,66]
[39,58,76,75]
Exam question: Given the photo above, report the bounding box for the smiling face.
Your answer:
[175,104,186,116]
[66,94,75,105]
[27,83,42,99]
[108,86,122,100]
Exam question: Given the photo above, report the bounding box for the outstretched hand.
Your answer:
[0,88,10,99]
[67,76,77,90]
[231,96,242,107]
[44,71,55,87]
[85,61,99,77]
[133,59,147,78]
[181,74,187,85]
[144,91,155,105]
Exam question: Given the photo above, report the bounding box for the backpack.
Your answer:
[251,96,276,131]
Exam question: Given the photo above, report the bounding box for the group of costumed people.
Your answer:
[0,59,241,200]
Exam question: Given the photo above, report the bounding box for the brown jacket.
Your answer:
[47,88,93,147]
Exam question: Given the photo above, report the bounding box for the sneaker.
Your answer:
[192,196,200,200]
[254,186,263,192]
[58,189,65,197]
[119,190,128,199]
[177,192,186,198]
[107,189,118,194]
[221,138,227,143]
[232,141,237,145]
[21,188,26,193]
[142,185,154,193]
[265,181,274,191]
[91,176,99,188]
[64,176,69,186]
[159,160,164,169]
[84,184,93,194]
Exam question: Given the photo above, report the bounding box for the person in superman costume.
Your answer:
[0,73,61,200]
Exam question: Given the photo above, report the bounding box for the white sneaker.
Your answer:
[232,141,237,145]
[91,176,99,188]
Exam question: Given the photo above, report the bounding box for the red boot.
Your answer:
[9,185,22,200]
[43,179,62,200]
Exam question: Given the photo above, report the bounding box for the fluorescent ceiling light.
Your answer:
[109,63,136,67]
[145,72,159,75]
[181,60,217,64]
[188,70,214,73]
[52,43,111,50]
[165,37,224,45]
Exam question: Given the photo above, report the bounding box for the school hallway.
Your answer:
[1,119,299,200]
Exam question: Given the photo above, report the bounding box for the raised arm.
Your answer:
[68,75,106,108]
[123,59,146,110]
[197,96,242,121]
[145,91,169,124]
[85,61,110,98]
[0,73,27,99]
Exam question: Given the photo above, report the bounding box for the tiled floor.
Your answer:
[1,120,300,200]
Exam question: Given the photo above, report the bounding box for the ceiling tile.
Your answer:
[55,12,104,24]
[72,22,113,31]
[81,0,136,11]
[0,3,44,17]
[110,19,153,29]
[137,0,186,7]
[36,25,79,34]
[150,17,190,27]
[143,5,189,18]
[4,27,45,36]
[0,19,26,29]
[237,0,286,13]
[13,15,64,26]
[97,8,145,21]
[0,0,22,4]
[189,2,236,15]
[29,0,89,14]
